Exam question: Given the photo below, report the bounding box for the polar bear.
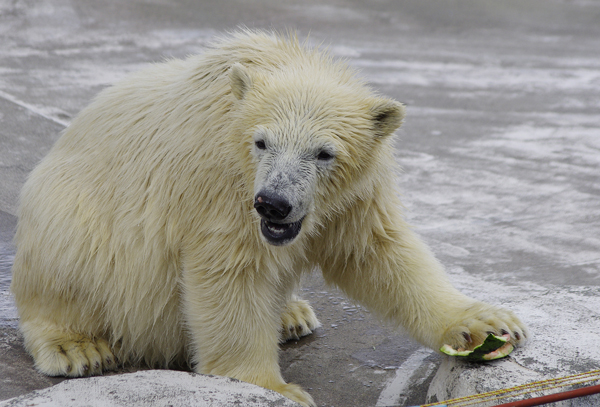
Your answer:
[11,30,527,406]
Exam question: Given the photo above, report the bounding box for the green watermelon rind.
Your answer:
[440,333,513,362]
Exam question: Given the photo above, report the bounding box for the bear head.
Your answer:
[229,60,405,247]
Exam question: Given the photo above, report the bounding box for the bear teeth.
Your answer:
[267,223,289,235]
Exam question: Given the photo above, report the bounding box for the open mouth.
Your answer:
[260,218,303,245]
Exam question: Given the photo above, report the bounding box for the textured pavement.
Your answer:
[1,1,600,406]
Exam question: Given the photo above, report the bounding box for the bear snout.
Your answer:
[254,192,303,245]
[254,192,292,222]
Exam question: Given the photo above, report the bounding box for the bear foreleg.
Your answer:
[182,269,315,407]
[320,217,528,353]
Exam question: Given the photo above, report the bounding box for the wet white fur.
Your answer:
[11,30,527,406]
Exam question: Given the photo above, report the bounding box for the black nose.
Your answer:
[254,193,292,221]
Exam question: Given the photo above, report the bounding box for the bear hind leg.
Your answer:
[21,320,117,377]
[280,296,321,342]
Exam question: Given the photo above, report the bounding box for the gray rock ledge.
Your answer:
[0,370,301,407]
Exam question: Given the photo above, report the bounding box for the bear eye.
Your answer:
[255,140,266,150]
[317,150,334,161]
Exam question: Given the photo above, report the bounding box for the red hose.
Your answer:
[491,383,600,407]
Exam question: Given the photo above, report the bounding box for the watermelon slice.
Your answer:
[440,333,514,361]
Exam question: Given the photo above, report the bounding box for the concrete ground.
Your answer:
[1,1,600,406]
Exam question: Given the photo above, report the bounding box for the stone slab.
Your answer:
[0,370,301,407]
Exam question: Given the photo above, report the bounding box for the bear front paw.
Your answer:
[34,335,117,377]
[441,302,528,352]
[280,298,321,342]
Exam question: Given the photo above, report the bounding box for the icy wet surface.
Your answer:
[0,210,17,330]
[0,248,17,329]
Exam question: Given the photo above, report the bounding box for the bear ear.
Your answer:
[369,99,406,138]
[229,63,253,100]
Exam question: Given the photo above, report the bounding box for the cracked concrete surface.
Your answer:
[1,1,600,406]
